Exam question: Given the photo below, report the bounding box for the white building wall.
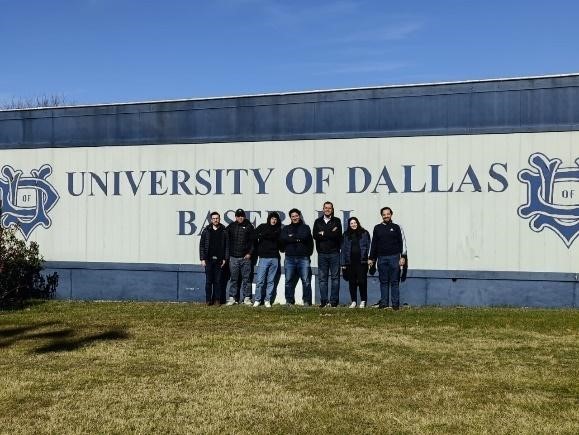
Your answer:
[2,131,578,273]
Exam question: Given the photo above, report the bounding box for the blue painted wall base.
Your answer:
[44,262,578,308]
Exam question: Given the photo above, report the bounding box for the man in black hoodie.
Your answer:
[253,212,281,307]
[199,211,229,305]
[226,209,255,306]
[312,201,342,307]
[280,208,313,306]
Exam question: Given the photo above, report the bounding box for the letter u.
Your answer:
[67,172,86,196]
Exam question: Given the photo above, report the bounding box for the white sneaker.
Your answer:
[264,301,272,308]
[359,301,366,308]
[253,301,260,307]
[226,297,237,306]
[243,297,252,306]
[349,302,357,308]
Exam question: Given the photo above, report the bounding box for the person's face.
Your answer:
[349,219,358,230]
[323,203,333,217]
[211,215,220,226]
[381,209,392,223]
[236,215,245,224]
[290,212,300,224]
[269,216,278,226]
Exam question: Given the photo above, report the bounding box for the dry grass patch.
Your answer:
[0,302,578,434]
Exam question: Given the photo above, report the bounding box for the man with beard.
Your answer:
[368,207,407,310]
[199,211,228,305]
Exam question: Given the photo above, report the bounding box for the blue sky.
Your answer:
[1,0,578,105]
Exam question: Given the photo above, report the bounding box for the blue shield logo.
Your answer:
[518,153,579,248]
[0,164,60,240]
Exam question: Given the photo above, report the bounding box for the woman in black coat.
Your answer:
[340,217,371,308]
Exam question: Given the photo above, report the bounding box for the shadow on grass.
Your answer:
[34,328,130,354]
[0,322,62,348]
[0,322,130,353]
[0,322,59,338]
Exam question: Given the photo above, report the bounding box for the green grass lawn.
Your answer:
[1,302,578,434]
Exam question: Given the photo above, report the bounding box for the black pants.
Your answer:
[348,262,368,303]
[205,259,225,304]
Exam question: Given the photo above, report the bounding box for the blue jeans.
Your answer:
[318,252,340,306]
[254,258,279,303]
[284,256,312,305]
[377,255,400,308]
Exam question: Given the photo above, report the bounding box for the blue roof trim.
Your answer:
[3,75,579,149]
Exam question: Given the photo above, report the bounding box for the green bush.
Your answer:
[0,225,58,309]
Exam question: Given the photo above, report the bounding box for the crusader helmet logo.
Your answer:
[0,164,60,240]
[518,153,579,248]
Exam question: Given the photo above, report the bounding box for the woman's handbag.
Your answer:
[342,266,350,282]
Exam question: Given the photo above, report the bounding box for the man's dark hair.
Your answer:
[210,211,220,218]
[289,208,301,216]
[380,206,393,215]
[323,201,333,208]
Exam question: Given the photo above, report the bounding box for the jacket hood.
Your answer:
[267,212,281,227]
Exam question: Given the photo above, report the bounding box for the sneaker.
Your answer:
[243,297,252,306]
[370,302,381,308]
[264,301,272,308]
[349,302,357,309]
[226,297,237,306]
[253,301,260,308]
[359,301,366,308]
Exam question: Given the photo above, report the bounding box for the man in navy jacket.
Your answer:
[368,207,407,310]
[280,208,313,306]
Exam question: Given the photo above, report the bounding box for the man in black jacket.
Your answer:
[199,211,228,305]
[226,209,255,306]
[253,212,282,307]
[368,207,407,310]
[280,208,313,306]
[312,201,342,307]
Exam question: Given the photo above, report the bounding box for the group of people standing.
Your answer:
[199,202,407,309]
